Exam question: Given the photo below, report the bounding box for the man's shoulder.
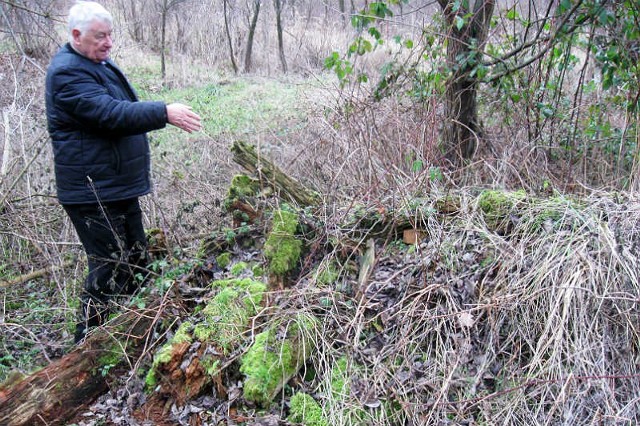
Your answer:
[49,44,100,71]
[47,47,105,84]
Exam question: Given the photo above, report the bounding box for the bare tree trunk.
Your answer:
[160,0,168,82]
[338,0,346,25]
[224,0,239,74]
[438,0,495,164]
[1,109,11,177]
[244,0,261,72]
[274,0,287,72]
[117,0,146,43]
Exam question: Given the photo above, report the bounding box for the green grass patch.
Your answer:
[140,79,305,143]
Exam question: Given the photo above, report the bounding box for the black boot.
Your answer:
[74,300,109,344]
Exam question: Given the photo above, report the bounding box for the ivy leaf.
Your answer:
[455,15,465,31]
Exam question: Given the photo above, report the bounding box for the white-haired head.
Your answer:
[68,1,113,43]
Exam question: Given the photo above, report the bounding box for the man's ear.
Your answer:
[71,29,82,44]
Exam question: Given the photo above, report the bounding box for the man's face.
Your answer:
[72,20,113,63]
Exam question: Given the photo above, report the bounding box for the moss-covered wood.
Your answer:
[0,300,169,426]
[264,209,302,278]
[231,140,320,207]
[240,314,317,407]
[147,278,267,404]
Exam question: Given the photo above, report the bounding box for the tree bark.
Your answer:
[231,141,320,206]
[160,0,168,81]
[274,0,287,72]
[244,0,261,72]
[0,299,175,426]
[438,0,495,164]
[224,0,239,74]
[338,0,346,26]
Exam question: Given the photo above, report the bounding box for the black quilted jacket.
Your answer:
[45,43,167,204]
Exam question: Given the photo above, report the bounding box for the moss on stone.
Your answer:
[264,209,302,276]
[288,393,328,426]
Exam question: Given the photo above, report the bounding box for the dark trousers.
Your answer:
[63,198,148,342]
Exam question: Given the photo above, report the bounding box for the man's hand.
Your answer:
[166,103,202,133]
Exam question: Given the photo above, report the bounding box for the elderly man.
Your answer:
[45,1,201,343]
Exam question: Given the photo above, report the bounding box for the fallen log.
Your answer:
[146,278,267,405]
[0,296,179,426]
[231,140,320,207]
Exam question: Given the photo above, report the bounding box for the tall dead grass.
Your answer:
[290,190,640,424]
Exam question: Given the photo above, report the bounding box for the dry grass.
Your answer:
[285,190,640,424]
[1,2,640,423]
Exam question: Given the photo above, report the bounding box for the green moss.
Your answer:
[315,261,340,286]
[144,321,193,390]
[264,209,302,276]
[478,189,527,230]
[97,348,121,371]
[230,261,249,276]
[241,330,295,406]
[241,314,317,406]
[224,174,261,216]
[251,264,264,277]
[200,356,221,376]
[525,195,585,232]
[145,369,159,389]
[193,279,266,353]
[330,356,349,397]
[216,252,232,269]
[327,356,370,423]
[288,393,328,426]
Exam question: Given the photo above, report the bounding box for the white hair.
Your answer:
[68,1,113,43]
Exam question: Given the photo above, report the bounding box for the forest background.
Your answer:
[1,0,640,424]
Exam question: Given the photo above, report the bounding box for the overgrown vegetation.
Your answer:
[1,0,640,424]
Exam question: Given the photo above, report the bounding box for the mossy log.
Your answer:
[231,141,320,207]
[240,315,317,406]
[0,299,172,426]
[147,278,267,405]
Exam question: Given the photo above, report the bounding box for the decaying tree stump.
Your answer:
[0,298,176,426]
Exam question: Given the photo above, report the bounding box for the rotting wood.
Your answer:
[146,278,266,408]
[0,298,175,426]
[357,238,376,298]
[231,140,320,207]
